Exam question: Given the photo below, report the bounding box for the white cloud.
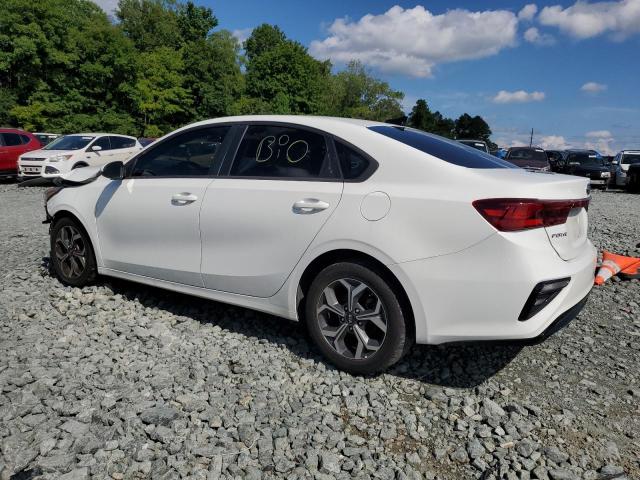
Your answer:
[539,0,640,40]
[518,4,539,21]
[92,0,118,16]
[309,5,519,77]
[492,90,545,103]
[523,27,556,45]
[586,130,612,138]
[231,28,253,45]
[585,137,616,155]
[581,81,607,93]
[539,135,571,150]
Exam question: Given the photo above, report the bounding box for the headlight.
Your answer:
[601,172,610,178]
[49,154,72,163]
[44,186,63,205]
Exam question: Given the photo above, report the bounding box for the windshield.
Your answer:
[567,153,604,166]
[621,154,640,165]
[44,135,94,151]
[368,126,516,169]
[458,140,488,153]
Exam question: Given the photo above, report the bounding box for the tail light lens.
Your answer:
[473,198,590,232]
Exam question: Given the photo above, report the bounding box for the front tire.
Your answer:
[305,262,410,374]
[50,217,97,287]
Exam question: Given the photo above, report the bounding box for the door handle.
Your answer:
[292,198,330,214]
[171,192,198,205]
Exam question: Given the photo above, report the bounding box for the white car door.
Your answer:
[199,123,343,298]
[95,126,233,286]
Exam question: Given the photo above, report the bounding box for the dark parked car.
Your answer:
[0,129,43,179]
[457,139,489,153]
[545,150,565,172]
[504,147,551,171]
[627,162,640,192]
[562,150,610,189]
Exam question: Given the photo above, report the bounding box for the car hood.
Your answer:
[20,149,78,159]
[573,165,608,173]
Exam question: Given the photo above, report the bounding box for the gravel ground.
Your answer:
[0,183,639,480]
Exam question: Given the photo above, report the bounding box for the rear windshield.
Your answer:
[506,148,549,168]
[44,135,94,150]
[621,153,640,165]
[368,126,515,169]
[567,153,604,166]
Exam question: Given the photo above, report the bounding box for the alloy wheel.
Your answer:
[54,225,87,280]
[316,278,388,360]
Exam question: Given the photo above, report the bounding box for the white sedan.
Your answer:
[44,116,596,374]
[18,133,142,179]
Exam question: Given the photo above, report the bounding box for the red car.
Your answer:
[0,129,43,179]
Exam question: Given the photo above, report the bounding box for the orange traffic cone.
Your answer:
[595,251,640,285]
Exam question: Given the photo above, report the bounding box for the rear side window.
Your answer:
[132,126,230,177]
[230,125,337,179]
[368,126,515,169]
[20,135,31,144]
[2,133,23,146]
[110,136,136,149]
[335,141,372,180]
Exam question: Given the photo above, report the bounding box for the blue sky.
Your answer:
[96,0,640,154]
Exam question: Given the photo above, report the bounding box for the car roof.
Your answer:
[0,128,28,133]
[621,150,640,154]
[63,133,136,139]
[185,115,386,130]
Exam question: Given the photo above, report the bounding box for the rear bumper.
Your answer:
[0,169,18,178]
[390,230,597,344]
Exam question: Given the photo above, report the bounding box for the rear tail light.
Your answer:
[472,198,590,232]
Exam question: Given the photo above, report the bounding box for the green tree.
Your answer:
[243,25,332,114]
[182,30,243,119]
[132,47,191,136]
[454,113,492,143]
[116,0,181,51]
[328,61,404,121]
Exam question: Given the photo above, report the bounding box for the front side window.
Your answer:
[109,136,136,149]
[2,133,23,146]
[91,137,111,151]
[230,125,336,179]
[132,126,230,177]
[368,126,515,169]
[44,135,94,151]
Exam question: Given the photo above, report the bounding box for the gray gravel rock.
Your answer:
[0,185,639,479]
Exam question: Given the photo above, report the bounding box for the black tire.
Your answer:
[50,217,97,287]
[305,261,410,374]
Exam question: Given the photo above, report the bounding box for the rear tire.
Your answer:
[50,217,97,287]
[305,261,410,374]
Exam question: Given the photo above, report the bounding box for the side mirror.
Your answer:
[101,161,124,180]
[90,145,102,152]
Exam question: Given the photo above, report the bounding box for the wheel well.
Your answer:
[297,249,415,341]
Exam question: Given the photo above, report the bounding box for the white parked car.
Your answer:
[612,150,640,187]
[44,116,596,374]
[19,133,142,179]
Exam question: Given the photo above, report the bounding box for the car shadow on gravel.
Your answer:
[75,274,523,388]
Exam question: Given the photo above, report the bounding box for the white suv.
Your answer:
[18,133,142,179]
[613,150,640,187]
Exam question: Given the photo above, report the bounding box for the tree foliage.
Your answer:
[0,0,495,143]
